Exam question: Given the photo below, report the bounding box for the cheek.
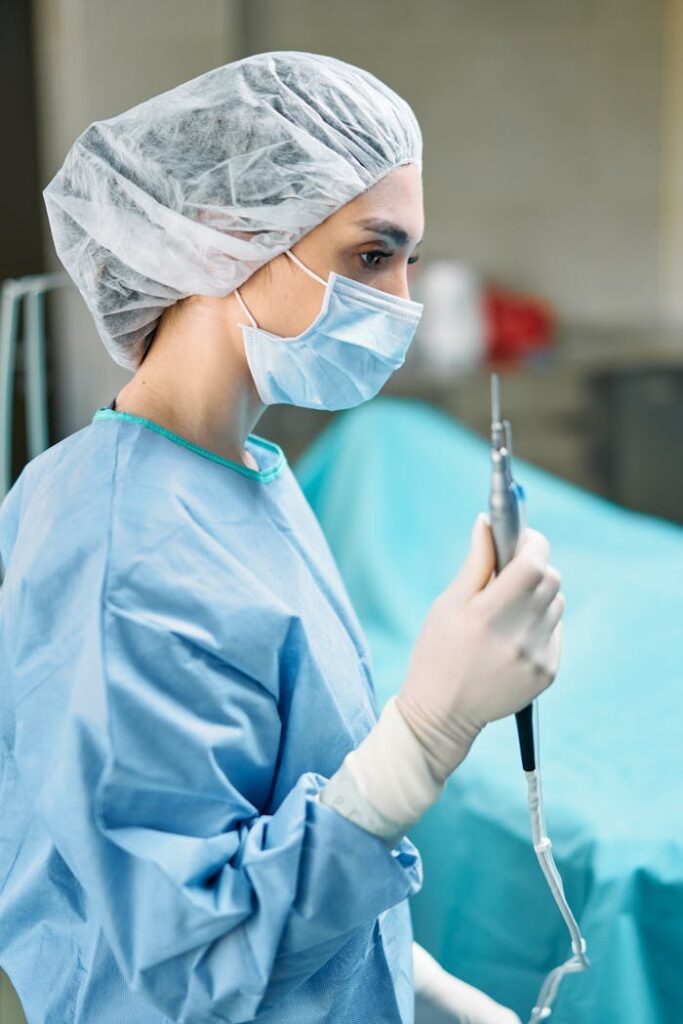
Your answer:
[259,277,325,338]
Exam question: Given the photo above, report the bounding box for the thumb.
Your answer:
[449,513,496,600]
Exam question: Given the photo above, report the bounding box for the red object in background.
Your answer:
[482,285,556,361]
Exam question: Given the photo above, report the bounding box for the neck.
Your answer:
[113,293,266,467]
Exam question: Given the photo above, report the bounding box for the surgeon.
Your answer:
[0,52,564,1024]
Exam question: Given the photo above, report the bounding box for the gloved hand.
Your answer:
[319,513,564,843]
[395,512,563,783]
[413,942,521,1024]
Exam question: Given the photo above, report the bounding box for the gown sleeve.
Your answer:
[4,500,422,1024]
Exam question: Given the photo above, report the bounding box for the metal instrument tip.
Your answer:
[490,372,500,426]
[491,372,501,423]
[490,373,507,450]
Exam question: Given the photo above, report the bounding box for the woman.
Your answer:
[0,52,563,1024]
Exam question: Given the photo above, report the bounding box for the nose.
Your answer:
[380,266,412,302]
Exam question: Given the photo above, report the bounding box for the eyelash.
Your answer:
[360,250,421,270]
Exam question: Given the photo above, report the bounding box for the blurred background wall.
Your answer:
[29,0,242,440]
[249,0,666,323]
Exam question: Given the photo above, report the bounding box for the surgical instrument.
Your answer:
[488,372,589,1023]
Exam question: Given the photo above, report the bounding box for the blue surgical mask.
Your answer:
[234,249,423,410]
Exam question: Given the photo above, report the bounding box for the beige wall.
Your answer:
[248,0,665,325]
[661,0,683,320]
[0,970,25,1024]
[31,0,240,439]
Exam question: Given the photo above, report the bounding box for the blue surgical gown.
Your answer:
[0,405,422,1024]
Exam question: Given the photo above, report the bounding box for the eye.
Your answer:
[408,253,420,265]
[360,249,391,270]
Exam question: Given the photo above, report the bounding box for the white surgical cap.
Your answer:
[43,50,422,369]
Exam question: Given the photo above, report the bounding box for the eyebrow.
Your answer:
[354,218,423,248]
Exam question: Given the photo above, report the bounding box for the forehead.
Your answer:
[338,165,424,244]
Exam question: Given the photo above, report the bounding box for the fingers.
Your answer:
[528,566,562,616]
[548,618,563,675]
[545,591,565,633]
[478,528,550,611]
[446,514,498,605]
[462,514,497,594]
[525,592,565,656]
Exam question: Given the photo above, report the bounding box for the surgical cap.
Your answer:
[43,51,422,369]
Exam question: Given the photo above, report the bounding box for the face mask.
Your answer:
[233,249,423,410]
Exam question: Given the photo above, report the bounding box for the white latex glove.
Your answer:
[319,513,564,843]
[413,942,522,1024]
[395,512,563,783]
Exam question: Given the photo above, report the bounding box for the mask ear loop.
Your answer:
[233,287,258,329]
[284,248,328,286]
[234,248,327,330]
